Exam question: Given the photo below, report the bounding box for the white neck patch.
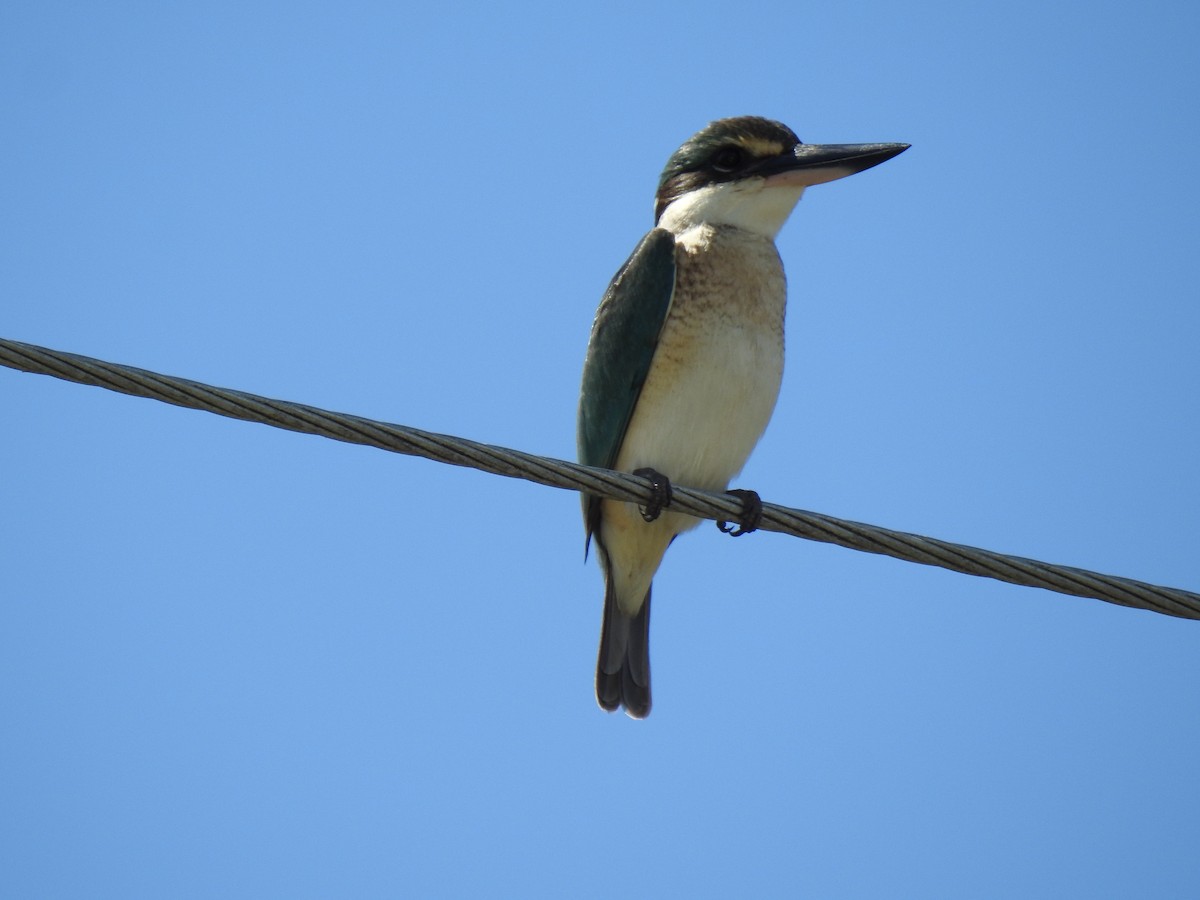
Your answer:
[657,179,805,239]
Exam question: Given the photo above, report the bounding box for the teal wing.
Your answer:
[577,227,677,543]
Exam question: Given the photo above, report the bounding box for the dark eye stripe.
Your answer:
[711,146,745,173]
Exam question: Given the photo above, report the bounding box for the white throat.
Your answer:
[657,179,805,239]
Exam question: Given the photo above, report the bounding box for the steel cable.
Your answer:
[3,336,1197,620]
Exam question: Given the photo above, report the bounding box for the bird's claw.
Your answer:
[717,488,762,537]
[632,467,673,522]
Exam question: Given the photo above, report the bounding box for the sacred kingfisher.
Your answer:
[578,116,907,717]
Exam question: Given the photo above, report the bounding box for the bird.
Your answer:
[577,116,908,718]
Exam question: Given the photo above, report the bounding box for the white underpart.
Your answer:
[600,205,800,613]
[657,178,806,240]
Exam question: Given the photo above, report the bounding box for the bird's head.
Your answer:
[654,116,908,238]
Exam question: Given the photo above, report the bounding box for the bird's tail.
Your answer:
[595,581,652,718]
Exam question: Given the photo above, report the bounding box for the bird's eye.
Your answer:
[711,146,745,173]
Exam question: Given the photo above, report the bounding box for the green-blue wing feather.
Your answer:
[577,227,677,542]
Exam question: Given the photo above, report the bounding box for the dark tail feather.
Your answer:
[596,583,652,718]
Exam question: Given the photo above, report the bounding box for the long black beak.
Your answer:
[758,142,910,188]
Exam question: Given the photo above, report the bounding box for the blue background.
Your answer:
[3,2,1198,897]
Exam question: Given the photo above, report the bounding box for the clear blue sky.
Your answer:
[3,2,1199,897]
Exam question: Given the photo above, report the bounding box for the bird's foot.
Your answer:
[717,488,762,537]
[632,468,673,523]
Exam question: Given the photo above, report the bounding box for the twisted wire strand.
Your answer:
[3,336,1197,621]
